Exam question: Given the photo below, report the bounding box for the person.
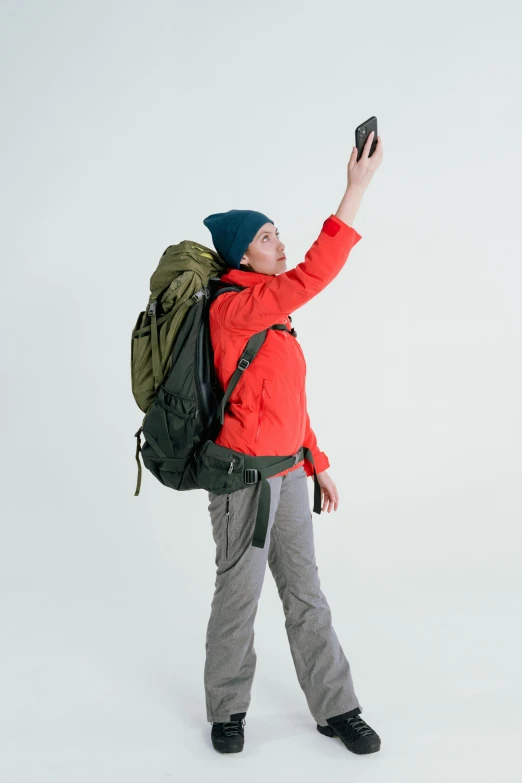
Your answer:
[201,131,383,755]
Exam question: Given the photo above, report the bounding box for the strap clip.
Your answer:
[244,468,259,484]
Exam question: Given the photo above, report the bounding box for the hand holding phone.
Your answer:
[345,116,383,192]
[355,116,379,161]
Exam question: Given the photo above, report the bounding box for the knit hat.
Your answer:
[203,209,274,269]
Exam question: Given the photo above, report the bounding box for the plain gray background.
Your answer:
[2,0,521,780]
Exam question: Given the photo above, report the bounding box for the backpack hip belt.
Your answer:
[196,439,322,549]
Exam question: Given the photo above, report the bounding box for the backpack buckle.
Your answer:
[244,469,259,484]
[238,358,250,371]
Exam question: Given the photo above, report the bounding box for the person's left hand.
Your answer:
[316,470,339,513]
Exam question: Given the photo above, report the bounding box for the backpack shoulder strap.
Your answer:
[217,329,270,425]
[208,283,286,426]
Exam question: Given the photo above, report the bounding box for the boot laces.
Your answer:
[219,718,246,737]
[343,716,375,737]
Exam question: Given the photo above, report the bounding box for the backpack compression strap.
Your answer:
[147,300,162,391]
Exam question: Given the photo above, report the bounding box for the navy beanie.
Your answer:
[203,209,274,269]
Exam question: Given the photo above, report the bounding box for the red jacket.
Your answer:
[209,214,362,479]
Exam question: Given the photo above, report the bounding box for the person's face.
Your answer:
[239,222,286,275]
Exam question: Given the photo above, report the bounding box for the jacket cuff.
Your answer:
[304,449,330,477]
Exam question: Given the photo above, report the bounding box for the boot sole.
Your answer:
[211,737,244,753]
[212,743,244,753]
[317,723,381,754]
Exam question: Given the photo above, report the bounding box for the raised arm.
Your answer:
[212,132,383,335]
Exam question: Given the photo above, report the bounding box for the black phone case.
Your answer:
[355,116,378,162]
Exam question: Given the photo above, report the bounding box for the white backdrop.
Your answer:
[2,0,521,781]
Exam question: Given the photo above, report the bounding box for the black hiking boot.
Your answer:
[210,712,246,754]
[317,710,381,754]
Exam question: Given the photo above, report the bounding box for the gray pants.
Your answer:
[204,464,362,726]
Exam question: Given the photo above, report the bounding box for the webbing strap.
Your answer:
[150,304,162,391]
[218,331,267,425]
[249,446,320,549]
[217,323,291,426]
[134,427,143,496]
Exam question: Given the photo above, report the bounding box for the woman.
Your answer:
[202,131,383,755]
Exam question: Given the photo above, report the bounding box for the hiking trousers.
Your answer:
[204,463,362,726]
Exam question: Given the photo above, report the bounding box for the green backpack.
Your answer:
[131,239,322,549]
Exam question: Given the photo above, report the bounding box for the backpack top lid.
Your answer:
[149,240,225,302]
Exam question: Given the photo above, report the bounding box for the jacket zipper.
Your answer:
[255,380,267,442]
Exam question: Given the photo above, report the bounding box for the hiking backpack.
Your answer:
[131,239,322,549]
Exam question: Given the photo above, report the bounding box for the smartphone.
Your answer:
[355,116,378,162]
